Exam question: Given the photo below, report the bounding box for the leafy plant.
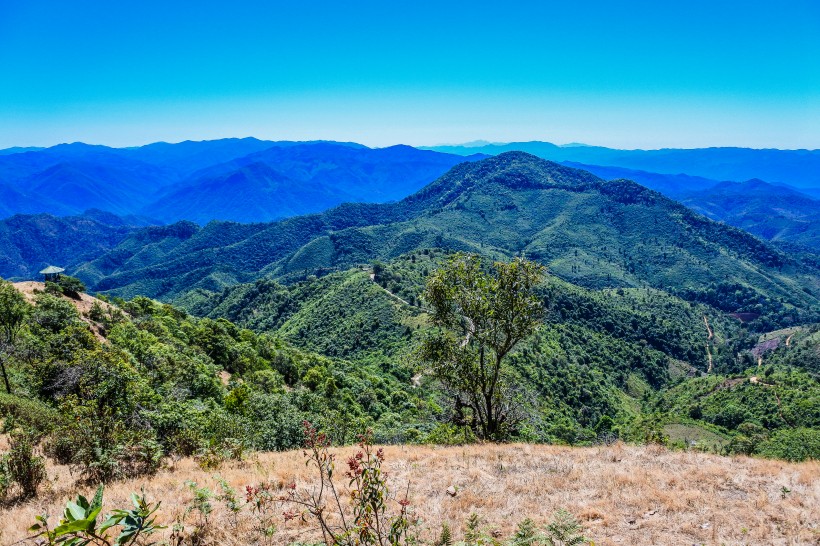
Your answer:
[244,481,280,545]
[544,509,588,546]
[433,523,452,546]
[215,477,242,531]
[461,512,500,546]
[195,437,245,470]
[29,485,163,545]
[184,481,214,531]
[511,518,538,546]
[283,421,414,546]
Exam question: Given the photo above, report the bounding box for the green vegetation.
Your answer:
[29,485,164,545]
[0,284,439,487]
[417,254,545,440]
[0,150,817,507]
[0,280,29,393]
[167,246,819,458]
[72,154,819,333]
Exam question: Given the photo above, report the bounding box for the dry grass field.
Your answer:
[0,442,817,545]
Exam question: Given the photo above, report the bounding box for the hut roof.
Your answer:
[39,266,65,275]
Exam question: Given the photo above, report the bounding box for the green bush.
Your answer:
[57,275,86,298]
[0,393,60,439]
[46,401,163,483]
[422,422,476,445]
[757,428,820,462]
[2,430,47,499]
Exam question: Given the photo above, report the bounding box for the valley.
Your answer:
[4,3,818,544]
[0,142,818,546]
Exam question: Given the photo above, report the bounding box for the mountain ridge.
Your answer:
[423,141,820,189]
[0,139,482,224]
[60,153,819,333]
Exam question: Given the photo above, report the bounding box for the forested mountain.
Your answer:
[678,179,820,250]
[0,140,478,224]
[0,213,139,279]
[71,153,820,333]
[142,144,481,223]
[425,141,820,189]
[562,163,820,250]
[1,152,818,485]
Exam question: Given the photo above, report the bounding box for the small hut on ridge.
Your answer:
[39,265,65,283]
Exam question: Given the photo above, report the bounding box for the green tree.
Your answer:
[418,254,545,440]
[0,281,31,393]
[58,275,87,298]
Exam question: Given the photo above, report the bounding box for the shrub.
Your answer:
[31,292,81,333]
[195,438,245,470]
[0,393,60,439]
[423,422,476,445]
[758,428,820,462]
[283,422,414,546]
[57,275,86,299]
[3,431,47,499]
[45,403,163,483]
[544,509,588,546]
[44,281,62,296]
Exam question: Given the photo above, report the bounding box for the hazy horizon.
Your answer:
[3,137,820,153]
[1,1,818,150]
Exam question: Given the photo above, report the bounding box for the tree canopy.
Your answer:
[418,254,545,440]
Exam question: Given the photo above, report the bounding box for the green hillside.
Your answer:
[74,154,820,341]
[4,152,816,469]
[180,248,816,448]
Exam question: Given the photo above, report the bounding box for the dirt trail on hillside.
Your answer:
[703,316,713,340]
[369,273,413,307]
[702,316,714,373]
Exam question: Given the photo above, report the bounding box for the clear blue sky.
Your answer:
[1,0,818,149]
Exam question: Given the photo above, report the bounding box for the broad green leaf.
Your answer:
[100,515,122,532]
[54,519,93,534]
[90,485,104,510]
[65,501,87,521]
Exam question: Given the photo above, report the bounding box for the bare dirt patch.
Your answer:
[13,281,115,341]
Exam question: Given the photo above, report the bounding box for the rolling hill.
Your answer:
[559,162,820,251]
[142,143,482,223]
[71,153,820,333]
[677,179,820,250]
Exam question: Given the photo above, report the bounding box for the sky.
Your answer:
[1,0,818,150]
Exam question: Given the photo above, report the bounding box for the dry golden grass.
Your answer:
[0,443,818,545]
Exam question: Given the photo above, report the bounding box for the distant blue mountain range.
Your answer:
[424,141,820,190]
[0,138,818,252]
[0,139,483,223]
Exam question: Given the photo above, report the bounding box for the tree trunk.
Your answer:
[0,353,11,394]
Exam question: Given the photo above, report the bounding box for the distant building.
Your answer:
[39,265,65,283]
